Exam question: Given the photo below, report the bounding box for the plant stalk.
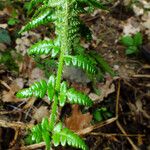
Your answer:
[49,0,69,131]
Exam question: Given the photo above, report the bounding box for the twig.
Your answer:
[0,80,11,90]
[90,132,145,137]
[116,121,138,150]
[132,74,150,78]
[77,117,117,135]
[20,142,45,150]
[0,119,33,129]
[116,79,120,118]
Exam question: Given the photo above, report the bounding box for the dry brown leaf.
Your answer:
[32,106,49,123]
[65,105,92,132]
[2,78,24,103]
[89,77,115,102]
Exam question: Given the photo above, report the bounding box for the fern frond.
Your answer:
[16,80,47,98]
[52,122,89,150]
[20,8,54,33]
[64,55,97,74]
[32,124,43,143]
[28,40,60,57]
[67,88,93,106]
[31,118,51,149]
[48,0,64,7]
[47,75,55,101]
[27,0,44,12]
[59,82,67,107]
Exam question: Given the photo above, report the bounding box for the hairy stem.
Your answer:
[49,0,69,131]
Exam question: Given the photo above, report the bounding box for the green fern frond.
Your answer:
[47,75,55,101]
[67,88,93,106]
[31,118,51,150]
[28,40,60,57]
[48,0,64,7]
[64,55,97,74]
[27,0,44,12]
[59,82,67,107]
[32,124,43,143]
[52,122,89,150]
[16,80,47,98]
[20,8,54,33]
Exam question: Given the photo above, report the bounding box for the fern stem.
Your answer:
[49,0,69,131]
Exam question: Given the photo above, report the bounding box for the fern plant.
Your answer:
[16,0,106,149]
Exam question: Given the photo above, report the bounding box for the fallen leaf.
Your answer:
[65,105,92,132]
[32,106,50,123]
[123,18,140,35]
[2,78,24,103]
[89,77,115,102]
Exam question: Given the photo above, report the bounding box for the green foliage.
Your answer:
[64,55,97,74]
[93,107,113,122]
[0,28,11,45]
[28,39,60,57]
[67,88,93,106]
[121,32,143,55]
[0,51,19,72]
[8,18,19,26]
[90,52,115,77]
[20,8,54,33]
[17,0,108,149]
[52,122,89,150]
[16,80,47,98]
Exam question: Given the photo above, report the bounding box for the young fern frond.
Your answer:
[31,118,51,150]
[66,88,93,106]
[17,0,107,149]
[28,40,60,57]
[52,123,89,150]
[64,55,97,74]
[47,75,55,101]
[16,80,47,98]
[27,0,45,12]
[20,8,54,33]
[59,82,67,107]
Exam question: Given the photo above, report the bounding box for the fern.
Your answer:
[67,88,93,106]
[64,55,97,74]
[28,39,60,57]
[52,123,89,150]
[16,80,47,98]
[20,8,54,33]
[17,0,108,149]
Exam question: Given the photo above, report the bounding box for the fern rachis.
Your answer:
[16,0,106,149]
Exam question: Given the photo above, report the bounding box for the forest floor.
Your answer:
[0,1,150,150]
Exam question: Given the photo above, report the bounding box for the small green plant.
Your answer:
[16,0,108,149]
[121,32,143,55]
[93,107,112,122]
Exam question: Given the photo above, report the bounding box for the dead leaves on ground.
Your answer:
[2,78,24,103]
[65,105,93,132]
[89,77,115,102]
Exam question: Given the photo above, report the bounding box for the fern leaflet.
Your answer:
[52,123,89,150]
[28,40,60,57]
[67,88,93,106]
[64,55,97,74]
[20,8,54,33]
[16,80,47,98]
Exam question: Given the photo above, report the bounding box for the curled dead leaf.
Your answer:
[2,78,24,103]
[65,105,92,132]
[32,106,50,123]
